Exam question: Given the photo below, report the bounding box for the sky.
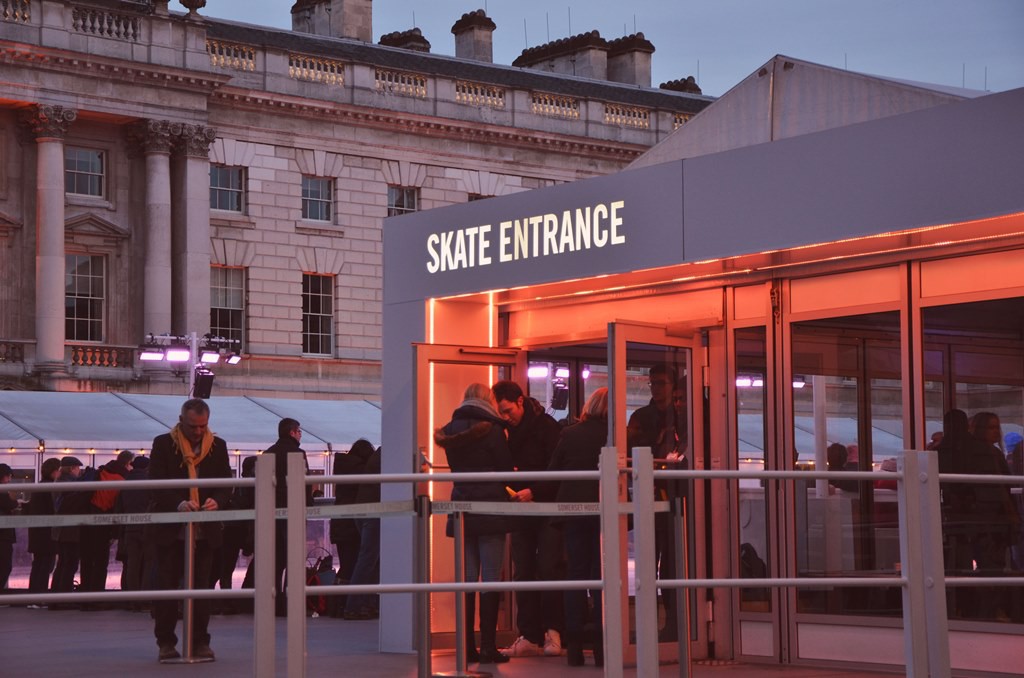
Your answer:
[198,0,1024,98]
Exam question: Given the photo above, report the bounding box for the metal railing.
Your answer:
[6,449,1021,677]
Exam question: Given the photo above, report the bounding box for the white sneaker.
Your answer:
[500,635,544,657]
[543,629,563,656]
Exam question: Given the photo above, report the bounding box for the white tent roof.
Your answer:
[0,392,380,453]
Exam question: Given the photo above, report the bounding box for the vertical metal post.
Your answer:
[416,487,432,678]
[633,447,658,676]
[181,520,197,659]
[188,331,197,396]
[674,498,691,678]
[897,450,950,678]
[287,453,308,677]
[453,511,467,675]
[253,454,275,677]
[434,511,487,677]
[600,445,624,676]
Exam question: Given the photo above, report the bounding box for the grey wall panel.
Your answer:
[682,87,1024,262]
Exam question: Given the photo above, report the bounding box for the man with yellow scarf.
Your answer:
[148,398,232,663]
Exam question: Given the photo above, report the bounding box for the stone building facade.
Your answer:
[0,0,711,399]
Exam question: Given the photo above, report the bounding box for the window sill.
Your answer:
[211,212,256,229]
[296,221,345,237]
[66,194,113,211]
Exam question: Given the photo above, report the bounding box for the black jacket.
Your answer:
[264,435,313,509]
[434,404,514,537]
[147,432,232,546]
[27,480,56,554]
[506,397,562,501]
[548,416,608,507]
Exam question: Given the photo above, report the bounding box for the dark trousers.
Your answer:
[153,539,215,647]
[510,517,566,644]
[655,512,678,636]
[28,552,56,594]
[345,518,380,614]
[0,541,12,590]
[51,542,80,594]
[563,516,602,647]
[78,526,111,593]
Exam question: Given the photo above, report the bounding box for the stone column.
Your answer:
[20,104,77,371]
[128,120,174,336]
[170,123,216,336]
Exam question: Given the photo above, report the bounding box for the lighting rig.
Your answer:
[137,332,243,398]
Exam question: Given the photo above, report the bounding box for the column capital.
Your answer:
[126,119,175,156]
[172,123,217,158]
[19,104,78,140]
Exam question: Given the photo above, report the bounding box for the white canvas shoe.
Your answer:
[543,629,563,656]
[500,635,544,657]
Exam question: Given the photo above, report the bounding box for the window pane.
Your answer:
[64,148,104,197]
[210,267,245,348]
[302,274,333,355]
[210,165,245,212]
[65,254,104,341]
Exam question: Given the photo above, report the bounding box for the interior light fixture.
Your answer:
[527,365,549,379]
[226,354,242,365]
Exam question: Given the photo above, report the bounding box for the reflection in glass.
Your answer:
[735,327,771,611]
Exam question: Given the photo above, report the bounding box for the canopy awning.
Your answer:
[0,392,380,455]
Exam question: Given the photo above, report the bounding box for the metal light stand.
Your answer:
[162,519,214,664]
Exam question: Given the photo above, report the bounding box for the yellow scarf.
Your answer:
[170,424,214,506]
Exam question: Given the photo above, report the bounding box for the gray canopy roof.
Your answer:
[0,391,380,453]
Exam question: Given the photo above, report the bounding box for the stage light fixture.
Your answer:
[200,349,221,364]
[164,346,190,362]
[139,347,165,361]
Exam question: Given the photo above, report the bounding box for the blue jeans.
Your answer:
[563,516,602,644]
[345,518,380,613]
[464,532,506,582]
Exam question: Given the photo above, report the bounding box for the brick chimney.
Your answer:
[379,27,431,53]
[513,31,608,80]
[606,33,655,87]
[291,0,372,42]
[451,9,496,63]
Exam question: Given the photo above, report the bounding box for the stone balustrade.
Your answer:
[4,1,705,147]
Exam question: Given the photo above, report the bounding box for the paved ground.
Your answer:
[0,605,901,677]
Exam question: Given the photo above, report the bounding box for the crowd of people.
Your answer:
[0,398,384,664]
[4,380,1018,666]
[433,367,688,668]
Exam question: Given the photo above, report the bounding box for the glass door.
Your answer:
[413,343,527,647]
[607,321,700,662]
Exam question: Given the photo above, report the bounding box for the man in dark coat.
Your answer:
[330,438,376,615]
[627,364,689,642]
[27,457,62,600]
[148,398,232,662]
[263,417,312,616]
[492,380,566,658]
[50,456,87,606]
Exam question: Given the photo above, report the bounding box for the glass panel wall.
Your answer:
[923,297,1024,623]
[791,312,904,616]
[735,327,771,610]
